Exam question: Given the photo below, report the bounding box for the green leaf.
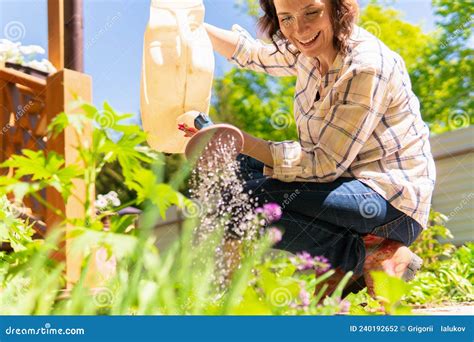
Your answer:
[125,168,184,218]
[1,150,81,201]
[371,271,412,314]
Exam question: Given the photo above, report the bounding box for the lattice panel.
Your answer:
[2,83,47,157]
[1,73,48,236]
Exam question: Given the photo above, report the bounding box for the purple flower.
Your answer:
[268,227,283,244]
[256,203,282,223]
[314,255,331,276]
[290,251,315,271]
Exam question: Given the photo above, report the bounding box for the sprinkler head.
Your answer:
[185,124,244,162]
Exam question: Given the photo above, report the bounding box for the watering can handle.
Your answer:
[176,111,214,131]
[194,112,214,129]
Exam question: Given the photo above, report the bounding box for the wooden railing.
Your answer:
[0,61,93,285]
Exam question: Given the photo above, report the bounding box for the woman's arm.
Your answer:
[241,131,274,167]
[204,23,240,60]
[204,23,297,77]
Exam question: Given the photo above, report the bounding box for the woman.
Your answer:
[186,0,436,296]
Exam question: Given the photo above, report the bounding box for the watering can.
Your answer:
[140,0,243,160]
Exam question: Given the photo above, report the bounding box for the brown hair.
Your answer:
[257,0,359,56]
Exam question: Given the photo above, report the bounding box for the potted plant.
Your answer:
[0,39,56,80]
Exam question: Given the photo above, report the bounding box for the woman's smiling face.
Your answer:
[274,0,334,58]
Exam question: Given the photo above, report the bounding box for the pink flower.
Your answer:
[290,252,332,273]
[256,203,282,223]
[268,227,283,244]
[338,299,351,313]
[314,255,331,276]
[299,288,311,308]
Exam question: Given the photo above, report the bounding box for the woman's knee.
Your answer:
[237,154,265,181]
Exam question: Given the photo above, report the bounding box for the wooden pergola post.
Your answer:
[46,0,94,287]
[45,70,92,286]
[47,0,65,70]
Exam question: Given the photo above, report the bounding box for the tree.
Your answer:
[358,1,433,73]
[411,0,473,133]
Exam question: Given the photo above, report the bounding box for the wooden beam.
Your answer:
[0,66,47,93]
[48,0,65,70]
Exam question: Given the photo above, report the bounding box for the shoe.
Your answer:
[401,251,423,281]
[342,250,422,297]
[363,239,423,296]
[341,236,423,298]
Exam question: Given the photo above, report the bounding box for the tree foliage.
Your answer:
[211,69,297,142]
[411,0,473,133]
[358,2,434,72]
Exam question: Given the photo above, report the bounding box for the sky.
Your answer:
[0,0,437,121]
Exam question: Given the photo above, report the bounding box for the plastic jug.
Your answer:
[140,0,215,154]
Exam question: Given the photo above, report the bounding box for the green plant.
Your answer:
[347,272,412,315]
[1,101,187,227]
[0,206,350,315]
[0,196,35,251]
[211,68,297,142]
[405,243,474,306]
[411,0,473,133]
[401,210,473,305]
[410,210,456,268]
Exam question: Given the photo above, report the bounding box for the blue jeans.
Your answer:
[237,154,422,275]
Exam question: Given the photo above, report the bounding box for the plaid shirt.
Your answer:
[229,25,436,229]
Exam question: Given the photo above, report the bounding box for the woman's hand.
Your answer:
[178,123,199,138]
